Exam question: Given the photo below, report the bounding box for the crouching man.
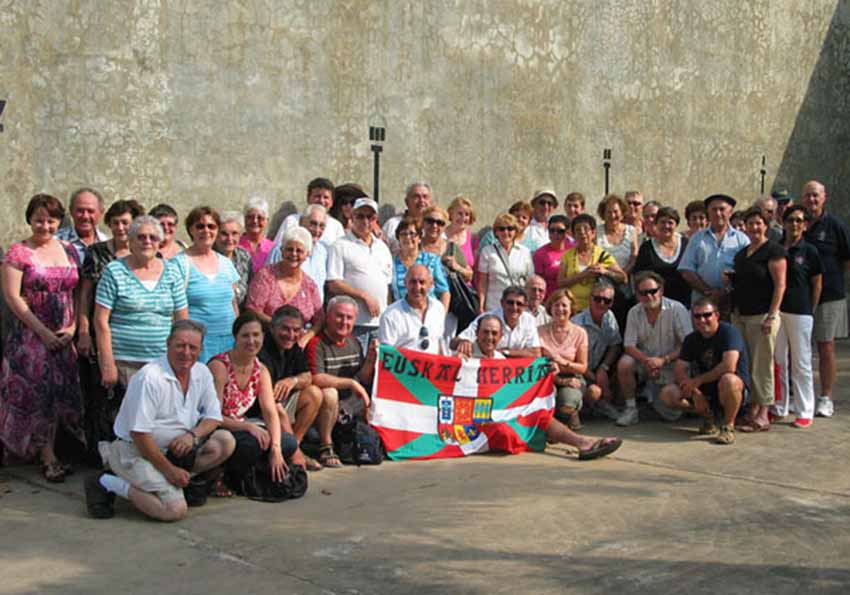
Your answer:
[85,320,236,521]
[658,298,750,445]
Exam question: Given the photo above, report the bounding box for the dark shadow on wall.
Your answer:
[773,1,850,218]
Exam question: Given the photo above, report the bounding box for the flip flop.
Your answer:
[303,455,323,472]
[578,437,622,461]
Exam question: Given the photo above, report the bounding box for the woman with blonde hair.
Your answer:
[476,212,534,312]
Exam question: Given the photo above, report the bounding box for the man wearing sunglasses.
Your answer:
[658,298,750,445]
[379,265,444,354]
[382,182,434,256]
[451,286,541,359]
[525,189,559,252]
[327,198,394,349]
[572,279,622,420]
[616,272,692,426]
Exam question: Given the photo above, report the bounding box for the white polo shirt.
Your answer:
[327,231,394,326]
[458,307,541,350]
[274,212,345,247]
[113,356,223,449]
[379,296,445,354]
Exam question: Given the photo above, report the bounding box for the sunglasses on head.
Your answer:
[591,295,613,305]
[639,287,660,297]
[693,311,715,320]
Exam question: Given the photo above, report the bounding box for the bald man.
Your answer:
[379,264,446,354]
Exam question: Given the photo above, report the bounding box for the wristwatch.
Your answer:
[187,429,200,447]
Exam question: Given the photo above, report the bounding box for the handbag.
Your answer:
[447,270,479,333]
[240,460,308,502]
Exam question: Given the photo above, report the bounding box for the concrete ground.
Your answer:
[3,345,850,594]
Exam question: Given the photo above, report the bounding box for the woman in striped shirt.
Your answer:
[94,216,188,392]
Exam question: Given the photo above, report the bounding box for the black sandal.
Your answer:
[42,460,66,483]
[318,444,343,468]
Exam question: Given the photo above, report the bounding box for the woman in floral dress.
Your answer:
[0,194,84,482]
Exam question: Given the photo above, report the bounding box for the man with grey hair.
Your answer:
[525,274,551,326]
[85,320,236,521]
[305,295,377,467]
[56,187,107,263]
[754,195,782,242]
[268,203,329,300]
[382,182,434,255]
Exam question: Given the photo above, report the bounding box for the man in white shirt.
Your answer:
[55,187,108,263]
[327,198,394,348]
[616,272,692,426]
[85,320,236,521]
[379,265,445,354]
[525,190,558,251]
[382,182,434,255]
[452,286,541,359]
[526,274,551,326]
[274,177,345,246]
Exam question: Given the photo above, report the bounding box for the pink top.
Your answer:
[537,322,588,364]
[239,234,276,273]
[533,242,575,298]
[246,265,322,324]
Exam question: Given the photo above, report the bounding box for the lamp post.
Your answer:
[369,125,386,203]
[0,99,6,133]
[759,155,766,194]
[602,148,612,195]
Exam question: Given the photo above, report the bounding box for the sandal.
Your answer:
[578,437,622,461]
[303,455,323,472]
[715,424,736,445]
[211,477,234,498]
[737,420,770,433]
[318,444,344,468]
[42,460,66,483]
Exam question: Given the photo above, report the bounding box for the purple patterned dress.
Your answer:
[0,241,85,460]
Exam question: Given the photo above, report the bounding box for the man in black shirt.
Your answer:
[802,180,850,417]
[258,305,324,470]
[659,298,750,445]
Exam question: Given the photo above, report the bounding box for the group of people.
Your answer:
[0,177,846,522]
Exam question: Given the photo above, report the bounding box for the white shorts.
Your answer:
[99,440,185,504]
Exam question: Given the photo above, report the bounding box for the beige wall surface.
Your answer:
[1,1,848,245]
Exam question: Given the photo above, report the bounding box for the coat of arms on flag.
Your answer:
[370,346,555,460]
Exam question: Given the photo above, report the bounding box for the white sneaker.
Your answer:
[816,396,834,418]
[594,400,621,421]
[616,407,639,427]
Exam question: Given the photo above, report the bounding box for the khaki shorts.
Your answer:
[814,299,848,342]
[99,439,185,504]
[635,362,675,399]
[555,376,586,411]
[281,389,300,421]
[116,360,146,387]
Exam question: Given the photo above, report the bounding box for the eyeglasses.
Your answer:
[398,230,419,238]
[194,223,218,231]
[158,220,176,229]
[536,200,556,207]
[548,227,567,235]
[307,220,327,229]
[504,299,526,308]
[341,198,357,207]
[245,214,267,221]
[135,233,160,243]
[424,217,447,227]
[627,201,643,207]
[591,295,613,305]
[419,326,430,350]
[354,212,377,221]
[693,311,715,320]
[638,287,660,297]
[786,217,805,224]
[495,226,516,232]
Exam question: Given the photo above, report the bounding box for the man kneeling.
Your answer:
[658,298,751,445]
[86,320,236,521]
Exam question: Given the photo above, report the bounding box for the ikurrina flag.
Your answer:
[370,345,555,460]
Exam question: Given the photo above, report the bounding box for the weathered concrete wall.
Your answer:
[1,1,848,245]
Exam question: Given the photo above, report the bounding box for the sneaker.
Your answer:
[698,418,719,436]
[594,400,621,421]
[792,418,813,429]
[652,398,683,422]
[615,407,639,427]
[816,396,834,418]
[85,473,115,519]
[714,424,735,445]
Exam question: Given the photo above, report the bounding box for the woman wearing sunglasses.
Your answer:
[533,214,575,299]
[772,205,822,428]
[173,207,241,363]
[476,212,534,313]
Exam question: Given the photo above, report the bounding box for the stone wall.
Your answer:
[1,0,848,244]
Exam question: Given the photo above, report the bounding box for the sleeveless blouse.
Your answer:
[211,352,262,421]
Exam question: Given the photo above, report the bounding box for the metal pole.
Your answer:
[603,148,612,195]
[0,100,6,133]
[760,155,766,194]
[369,126,385,202]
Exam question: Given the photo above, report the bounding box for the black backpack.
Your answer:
[240,461,308,503]
[332,414,385,466]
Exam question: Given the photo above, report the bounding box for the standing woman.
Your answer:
[420,205,450,256]
[773,205,822,428]
[444,196,477,281]
[214,211,253,308]
[557,214,626,313]
[731,207,786,432]
[476,213,534,312]
[95,216,188,393]
[633,206,691,307]
[246,227,323,347]
[239,196,276,273]
[149,203,186,260]
[533,214,575,298]
[0,194,84,481]
[597,194,639,328]
[76,199,145,457]
[173,207,240,363]
[392,217,450,311]
[537,289,590,430]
